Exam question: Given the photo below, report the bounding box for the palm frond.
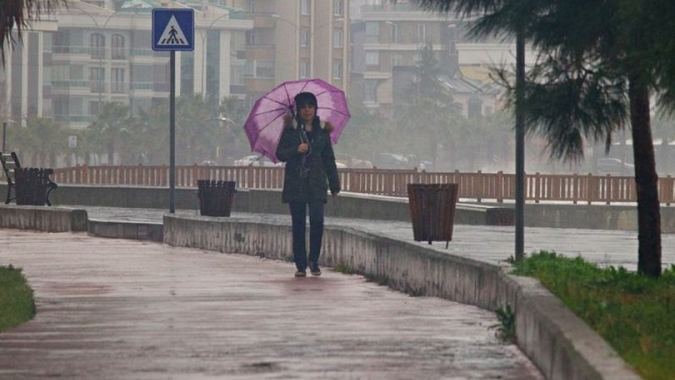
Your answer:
[1,0,64,65]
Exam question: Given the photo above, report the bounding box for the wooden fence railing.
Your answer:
[29,165,674,205]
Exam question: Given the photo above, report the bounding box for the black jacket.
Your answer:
[275,117,340,203]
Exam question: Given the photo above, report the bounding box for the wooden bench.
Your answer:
[1,151,58,206]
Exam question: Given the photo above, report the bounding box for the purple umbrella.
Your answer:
[243,78,351,163]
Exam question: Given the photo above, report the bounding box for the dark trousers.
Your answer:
[289,201,325,271]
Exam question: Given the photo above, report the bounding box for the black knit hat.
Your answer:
[294,92,318,112]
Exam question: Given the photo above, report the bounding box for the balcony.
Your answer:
[246,44,275,60]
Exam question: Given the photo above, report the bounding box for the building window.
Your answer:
[391,53,403,67]
[90,33,105,59]
[333,0,344,16]
[90,67,104,92]
[245,31,257,45]
[366,22,380,36]
[417,24,427,43]
[333,60,342,80]
[300,29,310,47]
[255,60,274,78]
[366,51,379,67]
[89,101,100,118]
[390,23,400,43]
[365,80,377,102]
[300,0,310,15]
[111,34,125,59]
[333,29,343,48]
[300,60,310,78]
[245,0,254,12]
[53,97,69,121]
[111,68,125,93]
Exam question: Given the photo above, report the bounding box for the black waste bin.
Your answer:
[15,168,51,206]
[197,180,236,217]
[407,183,458,247]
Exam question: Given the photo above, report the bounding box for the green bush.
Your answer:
[0,265,36,332]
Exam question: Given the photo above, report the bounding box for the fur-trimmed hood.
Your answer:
[283,117,334,133]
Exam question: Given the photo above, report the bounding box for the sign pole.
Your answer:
[169,50,176,213]
[152,8,194,214]
[515,31,525,260]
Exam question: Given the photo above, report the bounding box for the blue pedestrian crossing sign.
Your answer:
[152,8,194,51]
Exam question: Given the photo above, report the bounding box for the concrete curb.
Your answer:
[0,204,87,232]
[87,220,164,242]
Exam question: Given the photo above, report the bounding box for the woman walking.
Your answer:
[275,92,341,277]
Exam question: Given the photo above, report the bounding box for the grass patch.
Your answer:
[489,305,516,343]
[511,251,675,380]
[0,265,36,332]
[331,262,358,275]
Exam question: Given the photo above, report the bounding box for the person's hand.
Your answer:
[298,143,309,153]
[331,189,340,197]
[283,114,293,126]
[324,121,334,133]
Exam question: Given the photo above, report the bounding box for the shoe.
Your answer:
[295,270,307,277]
[309,262,321,276]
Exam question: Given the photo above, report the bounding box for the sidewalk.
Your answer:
[0,229,544,380]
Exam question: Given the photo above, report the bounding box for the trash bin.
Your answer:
[407,183,459,247]
[197,180,236,217]
[15,168,51,206]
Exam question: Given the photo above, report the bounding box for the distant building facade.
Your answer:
[349,0,519,118]
[234,0,350,102]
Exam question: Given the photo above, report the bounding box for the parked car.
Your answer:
[597,158,634,176]
[372,153,410,169]
[233,154,282,167]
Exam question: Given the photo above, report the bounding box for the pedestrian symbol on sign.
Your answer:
[157,16,189,46]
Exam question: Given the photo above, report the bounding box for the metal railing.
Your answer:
[38,165,675,205]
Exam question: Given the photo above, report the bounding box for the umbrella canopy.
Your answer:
[243,78,350,163]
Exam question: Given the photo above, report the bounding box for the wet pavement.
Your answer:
[0,229,544,380]
[2,204,670,379]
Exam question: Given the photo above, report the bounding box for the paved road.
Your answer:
[0,229,544,380]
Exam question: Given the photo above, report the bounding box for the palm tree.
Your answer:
[1,0,64,64]
[409,0,675,277]
[88,102,131,165]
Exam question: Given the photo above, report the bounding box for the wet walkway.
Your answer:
[0,229,544,380]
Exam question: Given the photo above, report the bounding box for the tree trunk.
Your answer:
[629,76,662,277]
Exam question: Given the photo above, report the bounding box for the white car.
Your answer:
[233,155,260,166]
[234,155,282,167]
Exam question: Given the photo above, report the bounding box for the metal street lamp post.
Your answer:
[211,116,236,162]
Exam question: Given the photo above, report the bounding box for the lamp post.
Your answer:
[199,13,232,101]
[211,116,236,162]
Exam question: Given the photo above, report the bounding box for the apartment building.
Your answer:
[350,0,514,118]
[0,0,252,129]
[234,0,350,101]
